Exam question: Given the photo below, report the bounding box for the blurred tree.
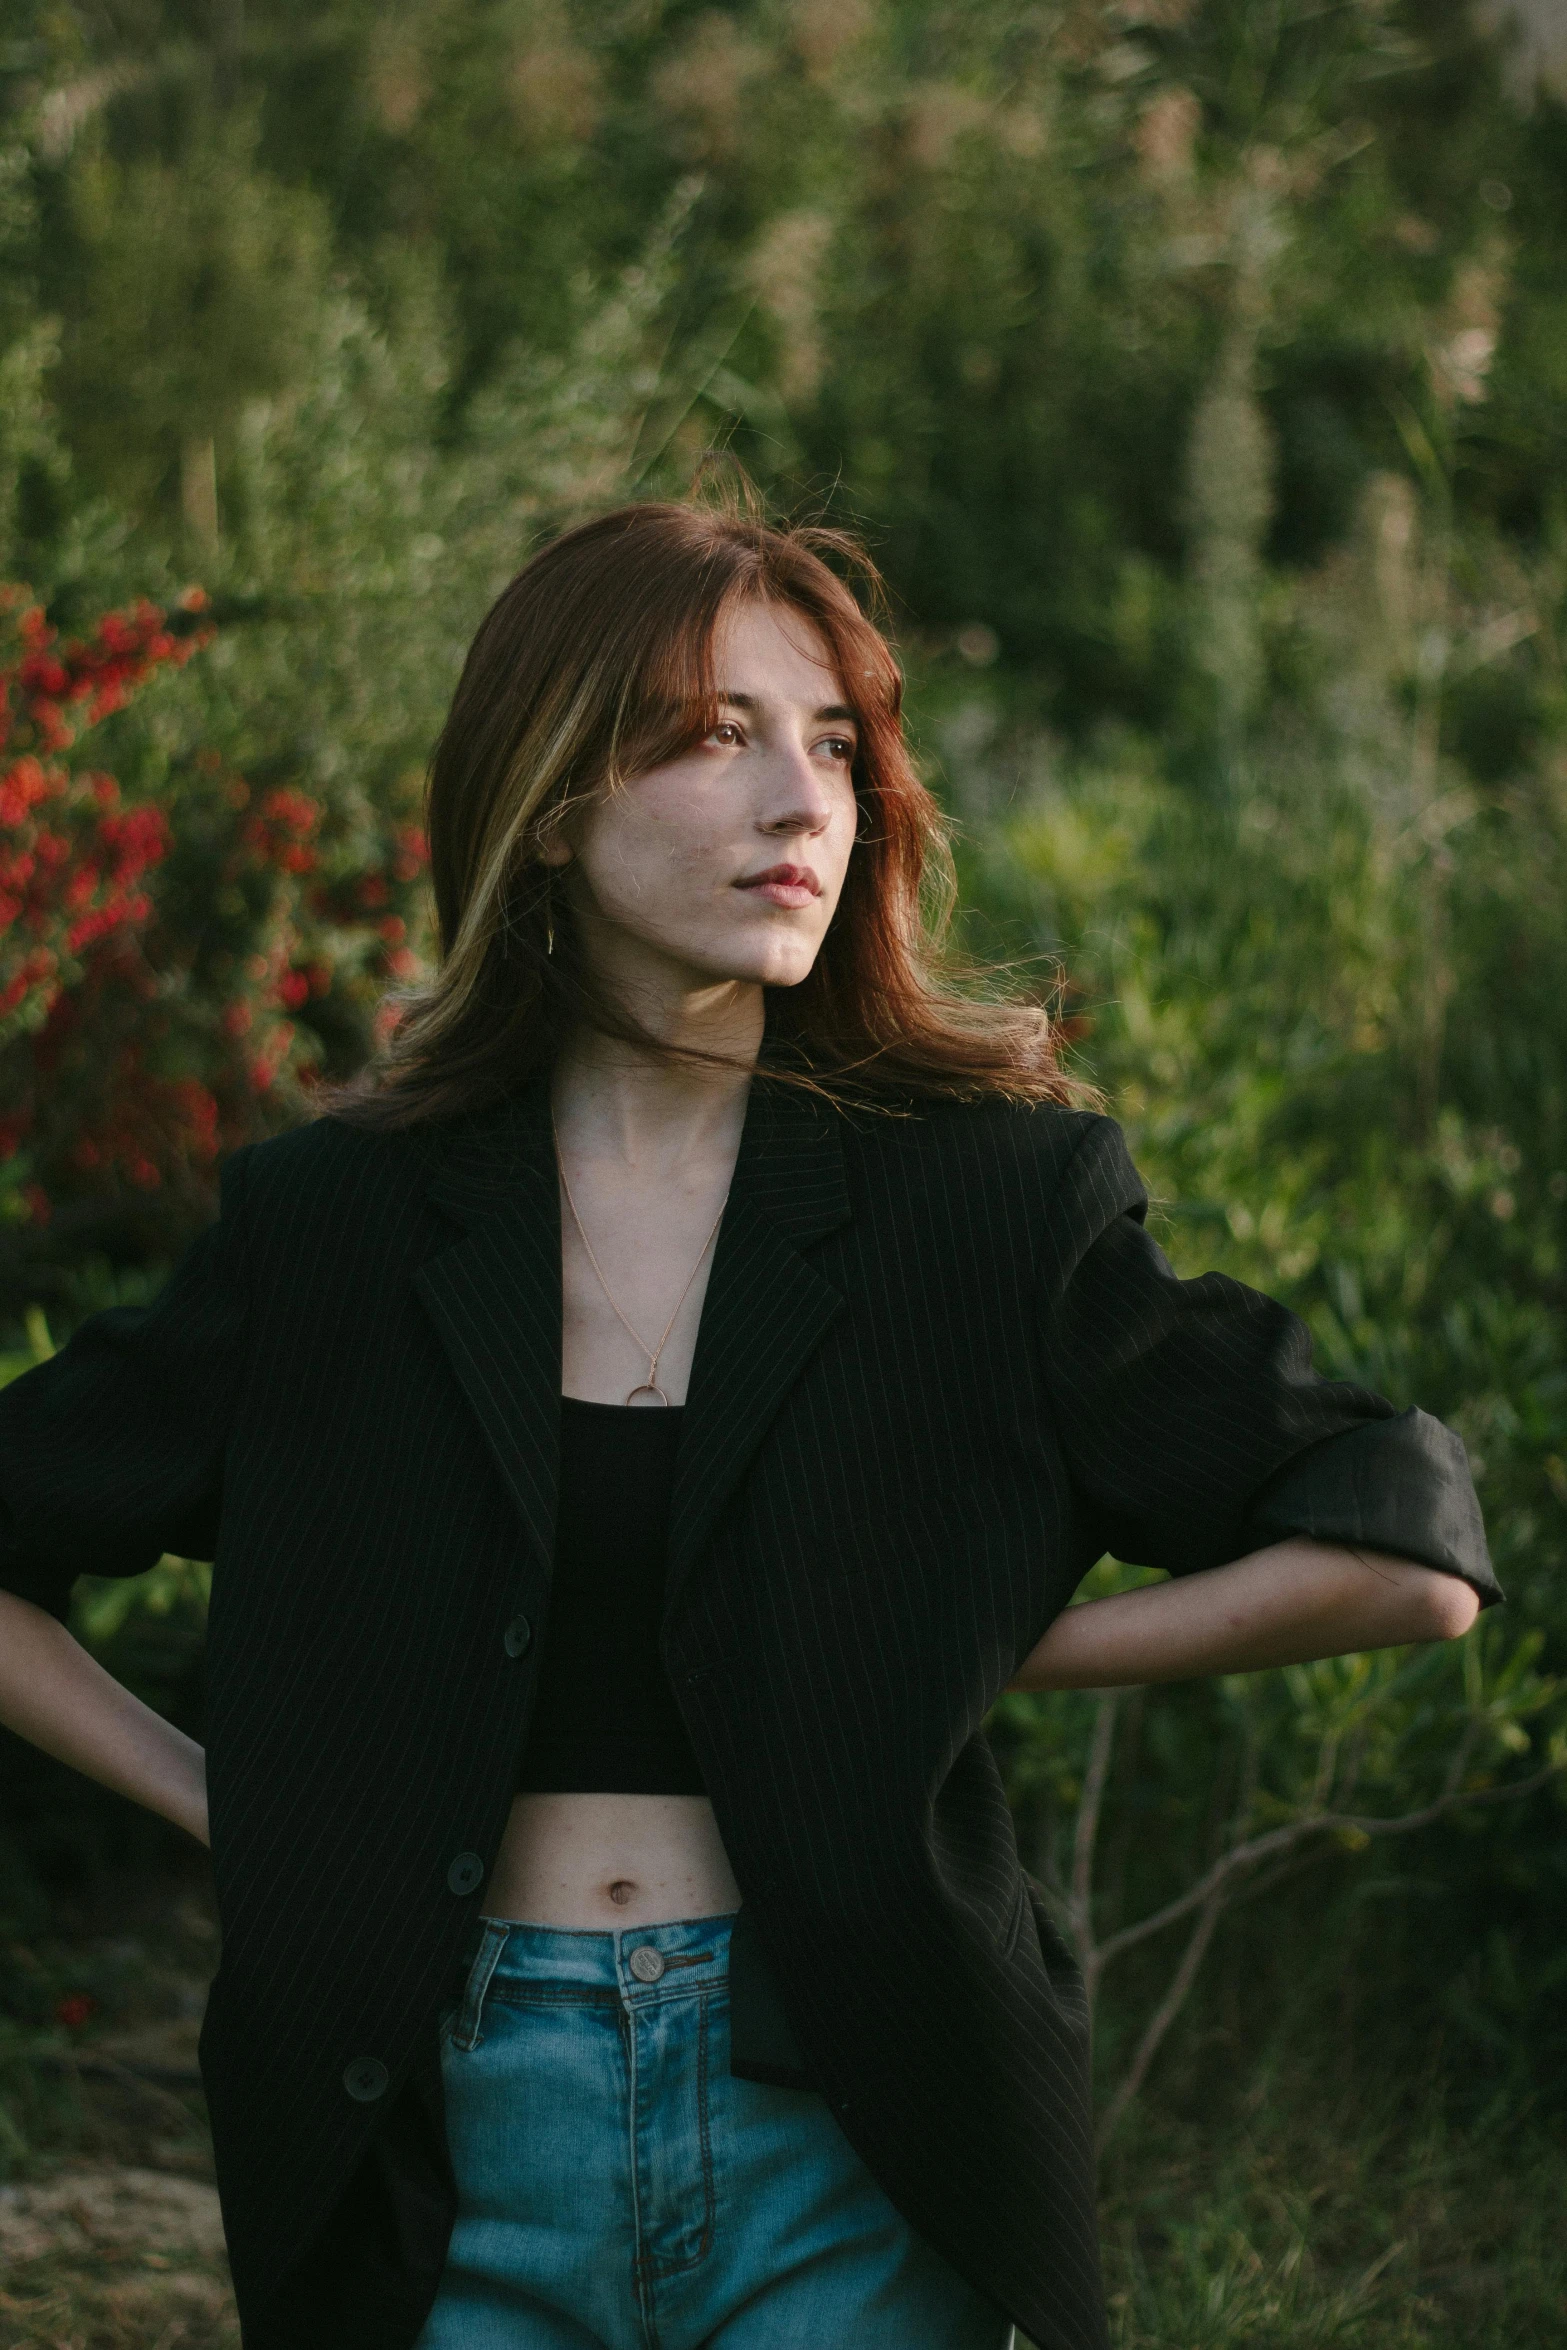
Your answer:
[992,1591,1564,2152]
[52,128,328,553]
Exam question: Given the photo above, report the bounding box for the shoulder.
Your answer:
[220,1108,440,1237]
[839,1093,1144,1217]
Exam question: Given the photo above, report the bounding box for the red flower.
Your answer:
[54,1992,97,2030]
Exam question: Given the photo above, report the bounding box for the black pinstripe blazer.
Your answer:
[0,1075,1496,2350]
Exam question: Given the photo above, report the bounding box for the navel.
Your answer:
[607,1878,636,1905]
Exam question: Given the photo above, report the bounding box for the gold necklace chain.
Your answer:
[552,1112,729,1406]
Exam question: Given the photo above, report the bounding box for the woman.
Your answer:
[0,499,1497,2350]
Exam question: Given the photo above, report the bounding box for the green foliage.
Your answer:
[51,125,329,517]
[993,1579,1565,2143]
[1,154,703,1294]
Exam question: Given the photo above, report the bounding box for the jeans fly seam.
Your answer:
[624,1986,662,2350]
[633,1989,717,2284]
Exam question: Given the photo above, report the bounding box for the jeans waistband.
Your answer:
[446,1910,740,2011]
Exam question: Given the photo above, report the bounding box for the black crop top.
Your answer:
[515,1397,707,1795]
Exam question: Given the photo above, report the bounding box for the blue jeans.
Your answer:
[413,1910,1014,2349]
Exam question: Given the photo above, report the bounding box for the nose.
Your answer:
[758,743,840,837]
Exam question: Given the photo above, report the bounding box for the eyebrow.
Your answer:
[715,690,859,726]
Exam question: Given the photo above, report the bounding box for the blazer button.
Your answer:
[503,1613,532,1658]
[343,2057,389,2102]
[447,1851,485,1896]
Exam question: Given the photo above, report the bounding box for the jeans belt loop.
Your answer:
[453,1919,511,2051]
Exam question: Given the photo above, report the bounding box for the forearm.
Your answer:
[0,1588,209,1845]
[1006,1539,1482,1695]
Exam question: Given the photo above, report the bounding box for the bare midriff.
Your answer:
[479,1790,744,1928]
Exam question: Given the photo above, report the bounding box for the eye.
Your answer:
[818,734,857,764]
[708,719,745,747]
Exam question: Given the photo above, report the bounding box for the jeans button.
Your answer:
[503,1614,532,1658]
[628,1945,665,1983]
[343,2056,389,2102]
[447,1850,485,1896]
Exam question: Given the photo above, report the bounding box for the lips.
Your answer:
[737,863,821,908]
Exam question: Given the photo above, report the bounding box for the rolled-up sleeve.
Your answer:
[1038,1116,1500,1606]
[0,1144,253,1624]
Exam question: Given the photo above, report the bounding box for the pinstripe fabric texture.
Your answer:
[0,1076,1495,2350]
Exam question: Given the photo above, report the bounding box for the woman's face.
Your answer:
[545,597,862,998]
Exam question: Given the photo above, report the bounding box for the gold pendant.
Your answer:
[626,1380,672,1407]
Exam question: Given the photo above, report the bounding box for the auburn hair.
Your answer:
[327,496,1077,1127]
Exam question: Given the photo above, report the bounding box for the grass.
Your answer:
[0,2244,237,2350]
[1097,2071,1567,2347]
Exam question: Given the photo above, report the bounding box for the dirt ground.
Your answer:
[0,2166,237,2349]
[1,1868,240,2350]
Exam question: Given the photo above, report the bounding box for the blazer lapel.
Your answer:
[664,1082,852,1619]
[415,1080,561,1584]
[412,1070,853,1614]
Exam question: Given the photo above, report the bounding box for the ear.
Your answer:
[537,834,573,869]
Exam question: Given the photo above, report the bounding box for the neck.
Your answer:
[550,977,763,1166]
